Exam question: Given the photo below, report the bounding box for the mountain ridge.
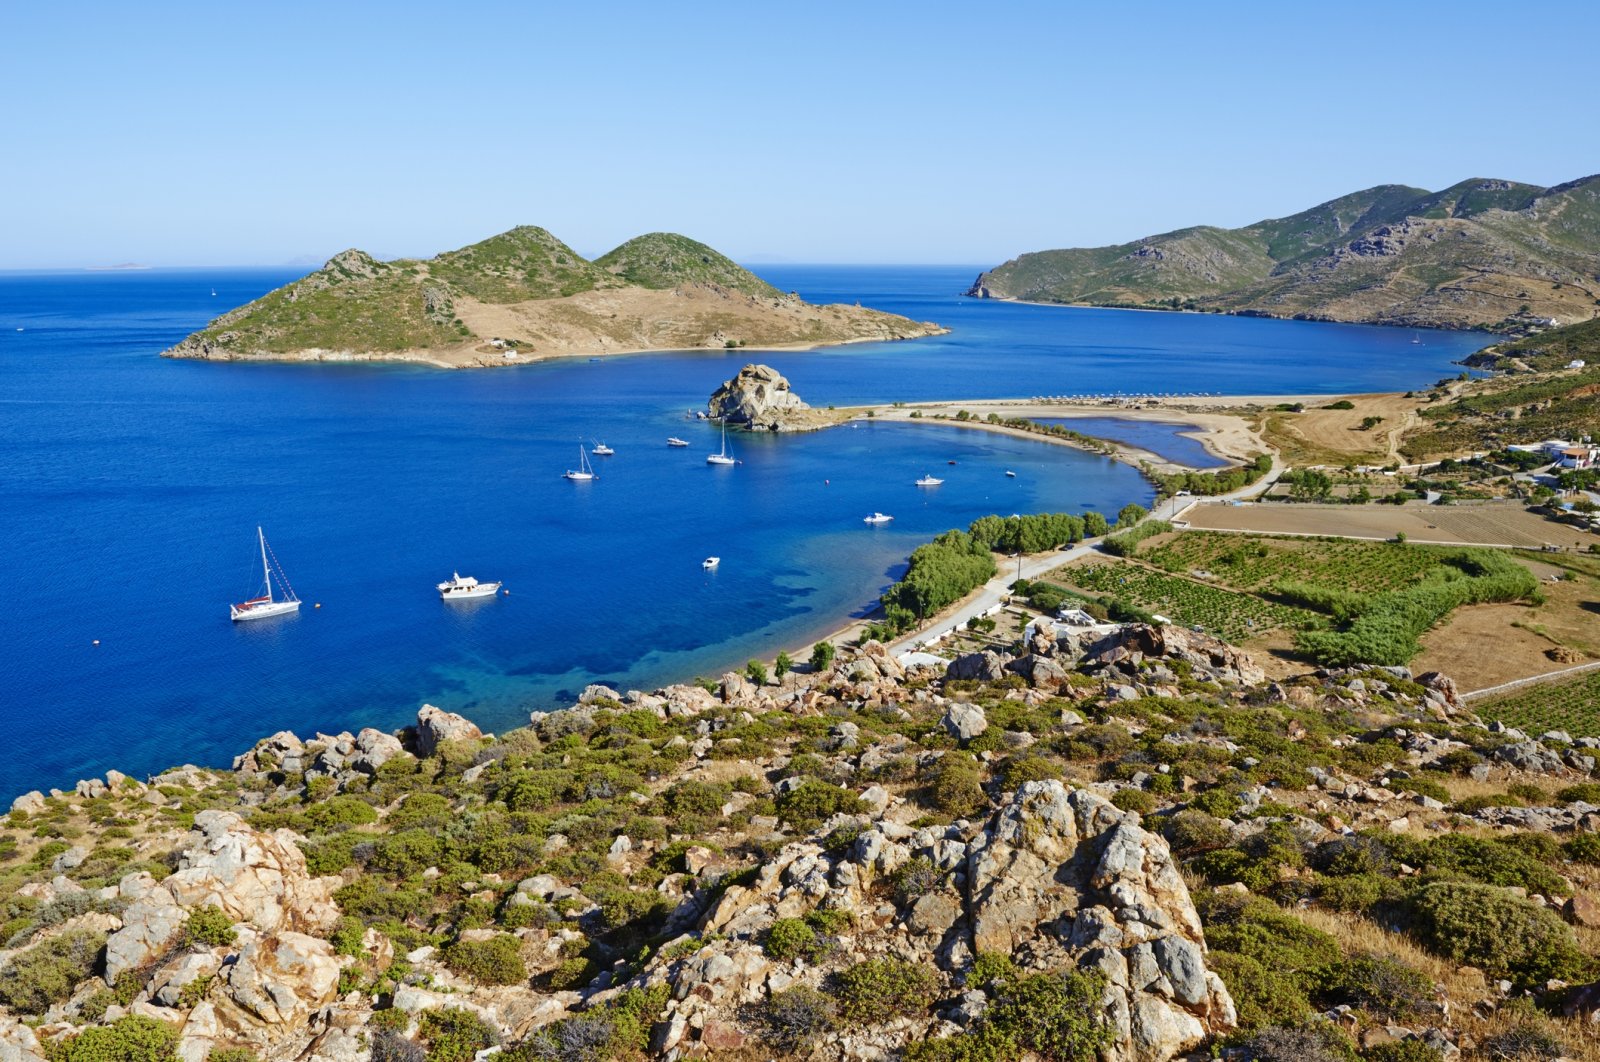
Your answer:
[969,175,1600,332]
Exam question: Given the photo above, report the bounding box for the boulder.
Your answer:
[946,650,1010,683]
[942,703,989,742]
[216,932,340,1027]
[415,704,483,757]
[708,364,810,431]
[9,791,46,815]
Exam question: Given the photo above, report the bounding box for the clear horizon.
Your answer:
[3,0,1597,270]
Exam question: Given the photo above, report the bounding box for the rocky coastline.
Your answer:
[6,618,1597,1062]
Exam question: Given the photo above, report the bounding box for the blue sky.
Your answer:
[3,0,1597,268]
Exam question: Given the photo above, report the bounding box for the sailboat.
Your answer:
[230,527,301,622]
[707,422,736,466]
[564,446,597,481]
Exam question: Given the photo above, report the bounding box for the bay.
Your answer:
[0,265,1485,795]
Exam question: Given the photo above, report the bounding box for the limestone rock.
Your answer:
[9,791,46,816]
[415,704,483,757]
[942,702,989,742]
[966,781,1235,1061]
[217,932,340,1027]
[708,363,810,431]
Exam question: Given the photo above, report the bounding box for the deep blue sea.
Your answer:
[0,265,1487,796]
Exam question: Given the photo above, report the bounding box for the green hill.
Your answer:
[163,227,942,366]
[971,176,1600,331]
[595,232,784,299]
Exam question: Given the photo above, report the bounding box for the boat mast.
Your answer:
[258,526,273,603]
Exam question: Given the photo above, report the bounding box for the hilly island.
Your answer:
[162,229,945,367]
[969,175,1600,332]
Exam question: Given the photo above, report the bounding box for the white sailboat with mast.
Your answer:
[230,527,301,622]
[706,421,735,466]
[564,445,597,481]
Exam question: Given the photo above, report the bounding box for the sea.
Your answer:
[0,265,1488,796]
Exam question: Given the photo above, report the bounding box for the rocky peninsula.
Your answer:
[708,363,840,432]
[5,618,1599,1062]
[161,231,945,369]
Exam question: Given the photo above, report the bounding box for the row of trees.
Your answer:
[1153,454,1273,497]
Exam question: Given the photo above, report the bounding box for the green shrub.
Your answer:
[1558,783,1600,804]
[776,779,865,830]
[926,753,987,818]
[765,918,826,962]
[1388,776,1450,803]
[1363,1042,1444,1062]
[890,856,945,906]
[1233,1022,1356,1062]
[1324,953,1432,1019]
[182,905,236,947]
[986,969,1112,1062]
[810,642,836,672]
[832,957,938,1022]
[757,985,837,1051]
[0,928,105,1014]
[1190,787,1242,819]
[1314,872,1401,913]
[208,1049,260,1062]
[52,1016,180,1062]
[416,1007,498,1062]
[544,956,595,990]
[1200,893,1339,1029]
[1563,833,1600,864]
[1406,882,1587,987]
[1111,788,1154,815]
[1165,809,1229,855]
[442,934,526,985]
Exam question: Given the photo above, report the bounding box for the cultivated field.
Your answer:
[1181,501,1589,550]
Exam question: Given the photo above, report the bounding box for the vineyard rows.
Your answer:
[1065,562,1317,642]
[1146,532,1454,594]
[1480,670,1600,739]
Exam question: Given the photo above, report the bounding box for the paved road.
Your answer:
[890,457,1284,655]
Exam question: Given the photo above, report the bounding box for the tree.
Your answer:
[775,650,793,678]
[809,641,835,672]
[1115,503,1147,529]
[1083,512,1110,537]
[746,659,768,685]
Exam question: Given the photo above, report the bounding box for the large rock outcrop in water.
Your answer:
[708,363,824,431]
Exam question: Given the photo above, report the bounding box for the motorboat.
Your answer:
[915,474,944,486]
[592,442,615,456]
[863,512,894,525]
[230,527,301,622]
[667,437,689,447]
[1005,470,1017,477]
[702,557,720,570]
[438,572,502,600]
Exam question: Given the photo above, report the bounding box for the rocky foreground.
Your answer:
[4,624,1600,1062]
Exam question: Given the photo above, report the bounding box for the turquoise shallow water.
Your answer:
[0,265,1487,795]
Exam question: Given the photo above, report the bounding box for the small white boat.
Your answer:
[707,422,736,466]
[915,474,944,486]
[231,527,301,622]
[864,512,894,525]
[592,442,615,456]
[438,572,502,600]
[1005,470,1017,478]
[564,446,597,481]
[667,437,689,447]
[702,556,720,570]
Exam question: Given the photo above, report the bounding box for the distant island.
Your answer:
[969,175,1600,332]
[162,228,945,368]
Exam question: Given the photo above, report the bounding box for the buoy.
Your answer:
[503,589,510,595]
